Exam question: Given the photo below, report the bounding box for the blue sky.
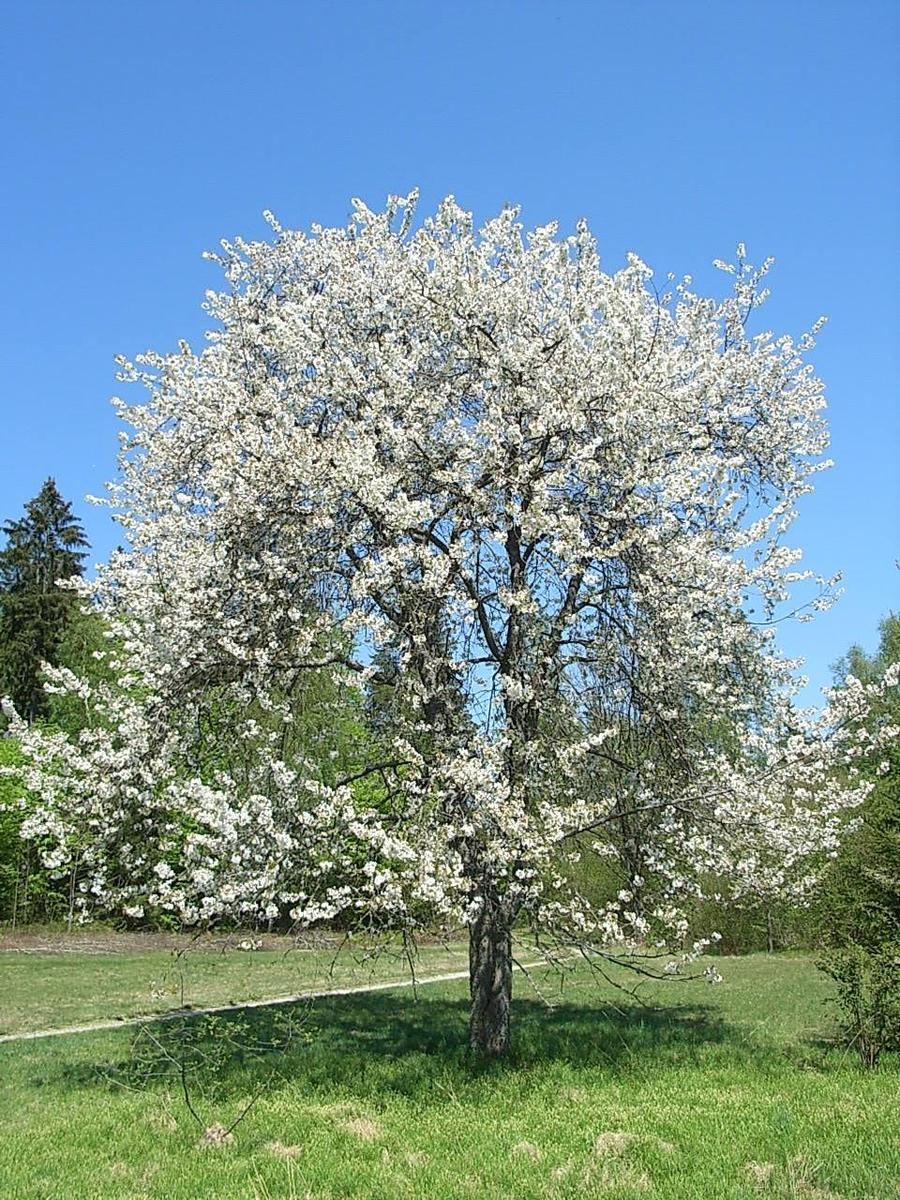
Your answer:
[1,0,896,701]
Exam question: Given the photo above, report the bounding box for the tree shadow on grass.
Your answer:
[56,982,734,1105]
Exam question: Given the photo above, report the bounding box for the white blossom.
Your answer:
[3,193,892,964]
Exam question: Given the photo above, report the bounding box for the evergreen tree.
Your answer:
[0,479,89,721]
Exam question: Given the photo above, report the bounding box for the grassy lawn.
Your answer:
[0,935,471,1036]
[0,952,897,1199]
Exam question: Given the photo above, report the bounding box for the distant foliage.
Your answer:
[0,479,89,722]
[817,614,900,1066]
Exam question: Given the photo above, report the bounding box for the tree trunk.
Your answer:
[468,898,513,1056]
[67,854,80,932]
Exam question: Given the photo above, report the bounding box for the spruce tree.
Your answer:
[0,479,89,721]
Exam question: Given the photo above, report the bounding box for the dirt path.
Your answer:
[0,929,352,955]
[0,959,545,1045]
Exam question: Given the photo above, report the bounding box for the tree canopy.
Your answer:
[7,195,894,1054]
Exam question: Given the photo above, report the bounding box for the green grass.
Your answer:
[0,937,472,1035]
[0,931,475,1036]
[0,953,897,1199]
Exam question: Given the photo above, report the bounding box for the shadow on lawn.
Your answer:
[57,984,733,1103]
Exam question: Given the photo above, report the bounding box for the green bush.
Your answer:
[818,943,900,1068]
[813,613,899,1066]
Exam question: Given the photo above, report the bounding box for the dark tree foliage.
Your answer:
[816,613,900,1067]
[819,614,900,949]
[0,479,89,722]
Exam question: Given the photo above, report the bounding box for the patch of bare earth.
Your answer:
[746,1160,776,1188]
[594,1131,675,1156]
[560,1129,677,1194]
[0,926,465,955]
[0,929,342,955]
[197,1123,234,1149]
[586,1159,652,1192]
[266,1141,304,1161]
[338,1115,382,1142]
[511,1140,543,1160]
[787,1156,846,1200]
[744,1156,846,1199]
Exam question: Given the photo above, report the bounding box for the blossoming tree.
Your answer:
[6,193,890,1055]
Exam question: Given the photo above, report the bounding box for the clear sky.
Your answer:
[1,0,896,702]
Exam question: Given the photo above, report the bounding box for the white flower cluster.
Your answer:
[3,192,893,955]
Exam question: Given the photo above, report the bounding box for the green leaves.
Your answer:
[816,613,900,1066]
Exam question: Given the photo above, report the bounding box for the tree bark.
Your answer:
[468,897,513,1056]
